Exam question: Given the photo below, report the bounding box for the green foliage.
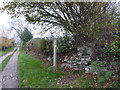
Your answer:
[89,61,114,83]
[20,28,33,45]
[57,67,64,72]
[3,2,115,45]
[57,36,75,54]
[95,22,120,80]
[66,75,95,88]
[18,48,65,88]
[71,70,79,74]
[105,41,120,58]
[57,37,70,53]
[115,80,120,88]
[98,71,113,83]
[26,38,52,54]
[26,36,76,55]
[104,30,120,62]
[34,39,47,53]
[48,66,54,72]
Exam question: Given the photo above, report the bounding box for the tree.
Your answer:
[3,2,113,42]
[0,26,12,38]
[10,19,26,38]
[20,28,33,46]
[3,2,117,58]
[9,18,34,39]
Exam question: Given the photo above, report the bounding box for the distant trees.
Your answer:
[9,18,34,46]
[10,19,26,38]
[20,28,33,46]
[0,37,15,50]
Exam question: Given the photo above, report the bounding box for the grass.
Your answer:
[65,72,118,88]
[18,48,119,88]
[0,51,15,72]
[0,47,14,57]
[65,75,96,88]
[18,48,65,88]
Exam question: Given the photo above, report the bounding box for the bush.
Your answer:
[26,37,76,56]
[26,38,53,55]
[103,30,120,77]
[104,40,120,61]
[57,36,75,54]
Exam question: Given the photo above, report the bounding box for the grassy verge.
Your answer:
[18,48,118,88]
[0,47,14,57]
[65,74,96,88]
[18,48,65,88]
[0,51,15,72]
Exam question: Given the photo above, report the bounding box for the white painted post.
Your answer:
[53,39,57,72]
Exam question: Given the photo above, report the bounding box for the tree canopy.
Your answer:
[3,2,117,45]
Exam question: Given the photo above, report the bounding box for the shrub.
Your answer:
[104,40,120,61]
[26,38,53,55]
[103,30,120,77]
[57,36,75,54]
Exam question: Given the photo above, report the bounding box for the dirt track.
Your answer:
[0,48,16,64]
[0,47,19,88]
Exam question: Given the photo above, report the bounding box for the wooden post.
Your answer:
[53,39,57,72]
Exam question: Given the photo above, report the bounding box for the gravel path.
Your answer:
[0,47,19,88]
[0,48,16,64]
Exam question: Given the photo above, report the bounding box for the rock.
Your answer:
[73,63,77,66]
[74,68,80,71]
[64,56,68,59]
[74,66,79,68]
[77,47,84,52]
[77,52,82,56]
[47,57,52,61]
[83,61,87,64]
[70,65,73,68]
[86,57,91,61]
[85,68,89,71]
[97,58,100,61]
[77,62,82,65]
[65,63,70,66]
[75,57,79,60]
[67,61,72,64]
[73,55,76,57]
[81,58,84,61]
[104,69,108,71]
[61,63,66,67]
[70,57,74,60]
[93,72,98,75]
[82,55,90,58]
[63,56,68,62]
